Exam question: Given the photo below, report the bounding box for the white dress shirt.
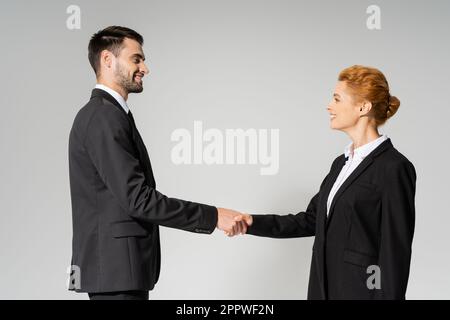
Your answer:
[326,134,388,216]
[95,84,129,114]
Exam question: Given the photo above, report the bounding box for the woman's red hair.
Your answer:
[338,65,400,126]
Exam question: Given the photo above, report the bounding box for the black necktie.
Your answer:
[127,111,136,128]
[127,110,140,144]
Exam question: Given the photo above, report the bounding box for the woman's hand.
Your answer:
[224,214,253,237]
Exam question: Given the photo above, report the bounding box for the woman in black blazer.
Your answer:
[234,65,416,300]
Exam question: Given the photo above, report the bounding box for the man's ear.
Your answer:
[100,50,113,70]
[360,101,372,116]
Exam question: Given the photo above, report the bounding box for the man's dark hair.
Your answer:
[88,26,144,76]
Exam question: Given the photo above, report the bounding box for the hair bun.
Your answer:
[386,95,400,119]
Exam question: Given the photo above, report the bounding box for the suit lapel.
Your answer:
[314,155,346,299]
[325,139,393,228]
[318,155,346,235]
[326,157,373,227]
[91,89,156,187]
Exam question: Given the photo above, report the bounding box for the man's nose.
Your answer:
[141,63,150,75]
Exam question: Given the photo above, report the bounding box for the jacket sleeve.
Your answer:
[246,192,320,238]
[377,160,416,299]
[84,106,217,234]
[245,161,336,238]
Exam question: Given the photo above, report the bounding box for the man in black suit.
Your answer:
[68,26,246,300]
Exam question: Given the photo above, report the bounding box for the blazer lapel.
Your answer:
[318,155,346,233]
[325,139,393,228]
[91,89,157,187]
[314,155,346,299]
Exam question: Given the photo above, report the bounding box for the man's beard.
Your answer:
[115,61,143,93]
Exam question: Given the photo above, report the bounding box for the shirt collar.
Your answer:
[344,134,388,160]
[95,84,129,114]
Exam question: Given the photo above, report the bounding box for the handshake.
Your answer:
[216,208,253,237]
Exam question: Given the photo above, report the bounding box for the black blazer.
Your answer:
[247,139,416,300]
[68,89,217,293]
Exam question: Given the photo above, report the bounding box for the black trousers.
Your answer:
[88,290,149,300]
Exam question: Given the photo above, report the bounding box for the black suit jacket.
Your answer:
[247,139,416,300]
[68,89,217,293]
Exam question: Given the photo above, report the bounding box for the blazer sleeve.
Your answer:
[84,106,217,234]
[245,163,335,238]
[377,160,416,299]
[246,192,320,238]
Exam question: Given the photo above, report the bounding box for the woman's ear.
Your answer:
[360,101,372,116]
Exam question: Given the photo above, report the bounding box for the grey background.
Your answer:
[0,0,449,299]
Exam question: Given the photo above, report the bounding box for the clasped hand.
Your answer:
[217,208,253,237]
